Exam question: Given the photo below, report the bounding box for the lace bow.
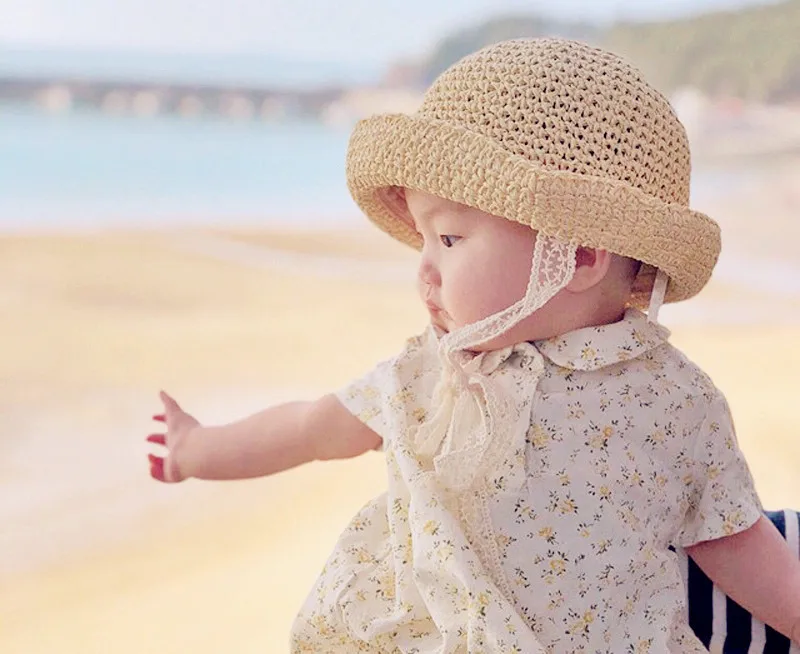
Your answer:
[413,344,545,492]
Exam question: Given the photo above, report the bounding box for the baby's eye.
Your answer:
[440,235,461,248]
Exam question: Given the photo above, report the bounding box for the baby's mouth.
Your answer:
[425,302,450,333]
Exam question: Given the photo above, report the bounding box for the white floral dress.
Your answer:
[291,309,762,653]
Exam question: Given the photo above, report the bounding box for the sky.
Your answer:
[0,0,782,66]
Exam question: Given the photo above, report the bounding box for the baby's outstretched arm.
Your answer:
[686,515,800,642]
[146,391,381,483]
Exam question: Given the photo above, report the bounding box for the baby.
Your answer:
[147,39,800,652]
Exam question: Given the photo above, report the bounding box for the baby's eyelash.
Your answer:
[440,235,461,248]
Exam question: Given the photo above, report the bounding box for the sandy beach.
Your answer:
[2,160,800,653]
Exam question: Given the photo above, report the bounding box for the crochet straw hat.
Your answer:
[345,38,721,306]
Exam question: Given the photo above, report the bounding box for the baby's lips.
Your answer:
[153,414,166,422]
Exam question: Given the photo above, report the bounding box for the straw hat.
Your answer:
[346,38,721,306]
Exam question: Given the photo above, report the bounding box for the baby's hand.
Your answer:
[146,390,201,483]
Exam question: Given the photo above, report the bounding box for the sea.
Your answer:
[0,104,360,230]
[0,103,765,231]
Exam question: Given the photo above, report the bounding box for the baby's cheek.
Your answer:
[453,277,506,324]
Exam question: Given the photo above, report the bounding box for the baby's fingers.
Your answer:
[148,453,167,482]
[146,433,166,446]
[159,390,182,413]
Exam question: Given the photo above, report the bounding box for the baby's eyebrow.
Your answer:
[414,203,469,227]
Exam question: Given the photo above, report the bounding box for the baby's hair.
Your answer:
[620,256,643,282]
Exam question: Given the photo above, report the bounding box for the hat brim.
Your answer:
[346,113,720,306]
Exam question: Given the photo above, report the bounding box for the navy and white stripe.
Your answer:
[683,509,800,653]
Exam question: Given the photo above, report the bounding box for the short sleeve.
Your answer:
[335,330,438,449]
[336,358,395,446]
[674,394,763,548]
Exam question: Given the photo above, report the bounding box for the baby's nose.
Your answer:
[418,257,441,287]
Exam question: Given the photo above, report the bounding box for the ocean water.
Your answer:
[0,104,755,232]
[0,105,359,230]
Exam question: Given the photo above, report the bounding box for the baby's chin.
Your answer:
[438,322,548,352]
[431,322,449,338]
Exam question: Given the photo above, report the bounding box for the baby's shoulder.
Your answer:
[631,341,725,426]
[569,341,725,430]
[653,341,719,396]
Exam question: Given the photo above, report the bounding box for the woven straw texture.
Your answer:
[346,38,721,305]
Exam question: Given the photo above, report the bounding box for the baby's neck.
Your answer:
[467,300,628,352]
[526,295,630,344]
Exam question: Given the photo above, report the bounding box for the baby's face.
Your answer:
[404,189,537,344]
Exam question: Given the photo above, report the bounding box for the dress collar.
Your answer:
[533,308,670,371]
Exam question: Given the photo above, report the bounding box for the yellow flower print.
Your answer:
[592,539,613,555]
[423,520,440,536]
[392,498,409,520]
[643,356,661,372]
[355,548,375,564]
[513,567,530,589]
[412,407,427,423]
[548,590,565,610]
[468,591,491,618]
[560,497,578,514]
[311,614,335,637]
[568,404,586,419]
[495,533,515,553]
[538,526,557,543]
[549,557,567,575]
[528,423,550,449]
[362,385,379,400]
[390,388,415,409]
[568,607,596,636]
[350,516,370,531]
[436,540,455,563]
[376,571,396,600]
[723,510,745,535]
[588,426,613,449]
[358,407,381,422]
[514,498,537,522]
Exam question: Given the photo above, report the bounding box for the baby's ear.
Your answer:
[378,186,415,230]
[565,248,613,293]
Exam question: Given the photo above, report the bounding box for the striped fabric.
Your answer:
[681,510,800,653]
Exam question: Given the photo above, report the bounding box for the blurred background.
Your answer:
[2,0,799,652]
